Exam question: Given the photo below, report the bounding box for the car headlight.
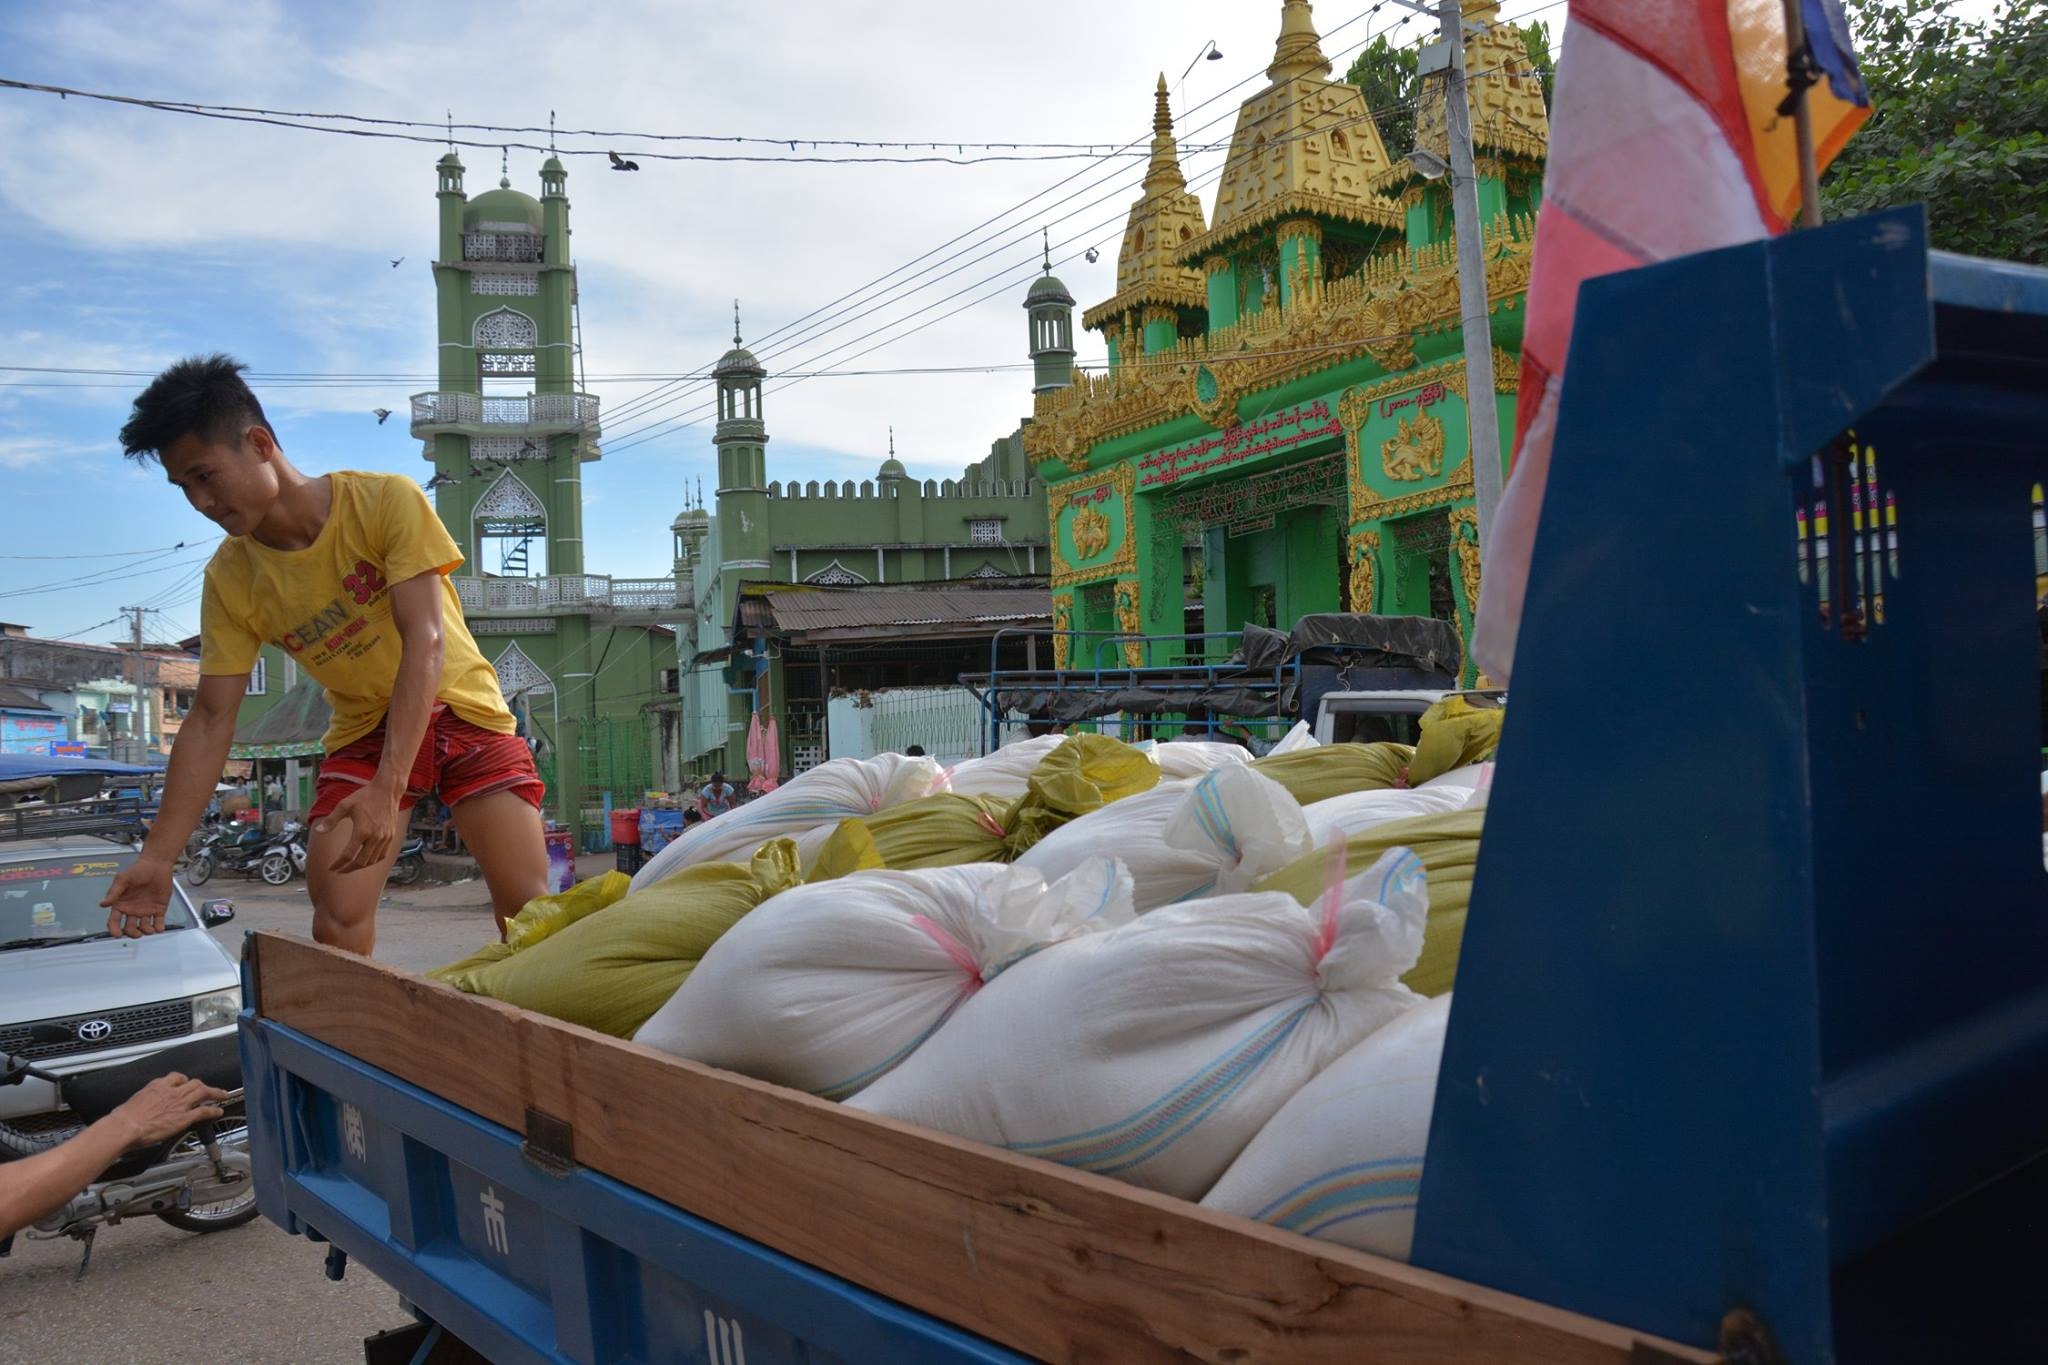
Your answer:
[191,987,242,1032]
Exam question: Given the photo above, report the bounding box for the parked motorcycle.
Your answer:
[387,834,428,887]
[187,820,303,887]
[0,1031,254,1274]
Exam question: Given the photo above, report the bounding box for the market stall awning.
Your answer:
[230,676,331,759]
[736,582,1051,646]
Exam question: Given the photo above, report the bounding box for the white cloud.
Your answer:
[0,432,103,469]
[0,0,1573,510]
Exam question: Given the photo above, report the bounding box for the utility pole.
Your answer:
[1402,0,1506,544]
[121,605,151,763]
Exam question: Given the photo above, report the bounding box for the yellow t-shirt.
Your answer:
[200,471,517,752]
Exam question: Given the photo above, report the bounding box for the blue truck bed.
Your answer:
[240,215,2046,1363]
[239,988,1023,1364]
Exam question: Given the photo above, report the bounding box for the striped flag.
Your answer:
[1471,0,1870,682]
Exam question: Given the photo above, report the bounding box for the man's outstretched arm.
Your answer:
[103,671,247,937]
[0,1072,229,1238]
[320,572,442,875]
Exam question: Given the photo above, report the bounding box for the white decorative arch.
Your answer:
[492,642,553,697]
[473,306,537,350]
[966,563,1008,579]
[804,560,869,586]
[474,469,547,522]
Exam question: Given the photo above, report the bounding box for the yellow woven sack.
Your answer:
[1250,742,1415,804]
[436,839,802,1036]
[809,793,1011,877]
[1001,732,1161,856]
[503,871,633,952]
[428,940,514,993]
[1253,806,1484,997]
[1406,695,1504,787]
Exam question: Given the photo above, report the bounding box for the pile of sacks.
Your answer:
[428,699,1501,1261]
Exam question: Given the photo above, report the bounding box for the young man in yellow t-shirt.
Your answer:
[101,355,549,955]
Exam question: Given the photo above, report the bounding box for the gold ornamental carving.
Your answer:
[1381,412,1446,482]
[1274,217,1324,249]
[1492,346,1521,393]
[1048,462,1137,589]
[1051,593,1074,669]
[1359,294,1416,372]
[1337,358,1471,524]
[1114,581,1143,666]
[1071,503,1110,561]
[1449,505,1483,614]
[1346,531,1380,613]
[1026,225,1532,471]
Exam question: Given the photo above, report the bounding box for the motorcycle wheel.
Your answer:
[258,851,294,886]
[387,852,426,886]
[154,1152,259,1233]
[186,853,214,886]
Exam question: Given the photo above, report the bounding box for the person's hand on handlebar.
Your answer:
[111,1072,229,1145]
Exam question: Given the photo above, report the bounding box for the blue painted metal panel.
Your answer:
[1411,209,2048,1363]
[239,1003,1027,1364]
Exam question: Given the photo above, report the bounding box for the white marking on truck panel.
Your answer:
[704,1309,746,1365]
[341,1102,368,1163]
[480,1186,509,1255]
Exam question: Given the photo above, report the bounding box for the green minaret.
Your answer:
[712,303,771,570]
[1024,229,1077,395]
[707,304,772,772]
[416,146,603,839]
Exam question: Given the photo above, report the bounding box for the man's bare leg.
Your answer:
[451,789,550,938]
[305,819,404,955]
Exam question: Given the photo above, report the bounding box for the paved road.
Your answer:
[0,869,516,1365]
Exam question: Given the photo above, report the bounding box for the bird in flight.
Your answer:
[389,256,405,268]
[608,151,641,172]
[373,408,392,425]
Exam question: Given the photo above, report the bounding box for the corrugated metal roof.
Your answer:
[745,584,1051,643]
[0,683,53,712]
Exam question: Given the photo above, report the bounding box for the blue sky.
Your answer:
[0,0,1568,645]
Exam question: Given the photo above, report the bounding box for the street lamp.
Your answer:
[1409,147,1451,181]
[1179,39,1224,85]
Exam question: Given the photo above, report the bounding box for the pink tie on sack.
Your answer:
[912,914,985,994]
[1311,834,1347,968]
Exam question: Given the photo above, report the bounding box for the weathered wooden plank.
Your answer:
[251,932,1718,1365]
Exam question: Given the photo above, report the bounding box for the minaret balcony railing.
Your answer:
[462,231,545,263]
[450,573,694,619]
[410,391,601,438]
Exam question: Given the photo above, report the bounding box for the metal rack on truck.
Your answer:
[240,210,2046,1362]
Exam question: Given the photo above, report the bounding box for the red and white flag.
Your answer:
[1471,0,1869,681]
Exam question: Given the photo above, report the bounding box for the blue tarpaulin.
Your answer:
[0,752,156,781]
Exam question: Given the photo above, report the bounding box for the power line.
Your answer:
[594,24,1557,452]
[0,546,217,601]
[0,539,208,560]
[597,9,1443,448]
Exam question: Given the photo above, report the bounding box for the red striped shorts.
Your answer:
[310,704,545,821]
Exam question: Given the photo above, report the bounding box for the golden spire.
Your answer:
[1268,0,1333,83]
[1144,74,1188,195]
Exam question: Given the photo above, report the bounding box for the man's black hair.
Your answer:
[119,353,276,463]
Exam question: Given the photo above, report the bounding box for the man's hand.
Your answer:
[101,855,177,938]
[111,1072,229,1146]
[317,782,402,874]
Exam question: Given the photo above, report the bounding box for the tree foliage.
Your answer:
[1821,0,2048,262]
[1345,34,1421,162]
[1345,19,1555,164]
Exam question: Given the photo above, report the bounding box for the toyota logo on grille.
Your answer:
[75,1019,113,1043]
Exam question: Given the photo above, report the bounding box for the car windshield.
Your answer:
[0,855,189,948]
